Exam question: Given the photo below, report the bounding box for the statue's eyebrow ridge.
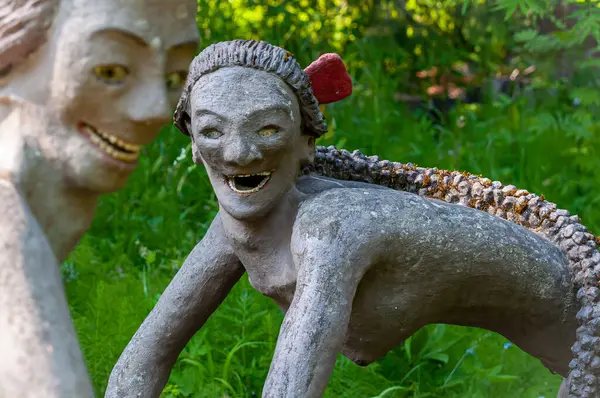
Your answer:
[244,104,294,119]
[194,105,292,119]
[194,109,223,118]
[91,28,148,47]
[171,40,199,51]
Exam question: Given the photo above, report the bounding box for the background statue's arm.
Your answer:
[105,214,245,398]
[0,181,94,398]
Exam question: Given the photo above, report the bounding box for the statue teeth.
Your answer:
[80,123,141,163]
[233,171,272,178]
[226,171,272,194]
[94,128,141,152]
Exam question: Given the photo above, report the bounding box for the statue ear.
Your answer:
[175,109,203,164]
[300,134,315,165]
[307,136,315,160]
[173,106,192,136]
[182,114,192,137]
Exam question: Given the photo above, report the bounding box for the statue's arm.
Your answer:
[105,214,245,398]
[262,217,364,398]
[0,181,94,397]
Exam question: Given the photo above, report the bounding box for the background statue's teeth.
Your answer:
[122,141,141,152]
[107,135,140,152]
[98,141,110,152]
[89,133,102,145]
[113,151,139,163]
[97,140,139,162]
[83,125,96,135]
[103,132,141,152]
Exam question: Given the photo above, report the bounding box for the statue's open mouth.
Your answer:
[226,171,272,194]
[77,122,141,164]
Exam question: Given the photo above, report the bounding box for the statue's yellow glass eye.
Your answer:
[93,65,129,84]
[258,126,279,137]
[201,129,222,139]
[166,71,188,90]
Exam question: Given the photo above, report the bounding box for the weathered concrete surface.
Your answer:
[0,0,199,395]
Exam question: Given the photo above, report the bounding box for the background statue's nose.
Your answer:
[126,81,172,131]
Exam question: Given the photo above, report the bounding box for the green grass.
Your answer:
[64,33,600,397]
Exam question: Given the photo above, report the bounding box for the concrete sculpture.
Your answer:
[108,40,594,398]
[0,0,199,396]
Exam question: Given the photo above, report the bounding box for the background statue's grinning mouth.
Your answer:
[77,122,141,163]
[226,172,272,194]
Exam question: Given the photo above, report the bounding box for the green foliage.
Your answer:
[195,0,375,63]
[64,1,600,397]
[494,0,600,225]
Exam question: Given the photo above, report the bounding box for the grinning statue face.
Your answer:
[1,0,200,193]
[189,67,314,220]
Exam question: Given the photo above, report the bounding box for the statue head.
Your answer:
[174,40,352,220]
[0,0,200,193]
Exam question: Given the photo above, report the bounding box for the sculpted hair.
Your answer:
[0,0,59,77]
[173,39,327,138]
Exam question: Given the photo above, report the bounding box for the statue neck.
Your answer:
[219,187,305,248]
[21,151,99,263]
[0,96,99,263]
[1,105,98,263]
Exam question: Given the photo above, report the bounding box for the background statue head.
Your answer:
[0,0,200,193]
[173,40,351,219]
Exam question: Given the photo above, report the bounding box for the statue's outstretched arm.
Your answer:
[0,181,94,398]
[262,227,364,398]
[105,214,245,398]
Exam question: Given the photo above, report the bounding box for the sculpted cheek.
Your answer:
[196,144,224,167]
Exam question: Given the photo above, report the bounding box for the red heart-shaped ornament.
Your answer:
[304,53,352,104]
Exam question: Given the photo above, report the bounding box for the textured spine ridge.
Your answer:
[304,145,600,397]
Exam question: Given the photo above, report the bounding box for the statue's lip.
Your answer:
[76,122,141,164]
[225,171,273,194]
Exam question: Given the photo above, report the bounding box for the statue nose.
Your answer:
[222,138,263,167]
[127,81,172,130]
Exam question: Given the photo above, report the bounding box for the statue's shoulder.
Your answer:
[296,173,390,195]
[300,184,416,210]
[295,187,403,234]
[291,188,397,265]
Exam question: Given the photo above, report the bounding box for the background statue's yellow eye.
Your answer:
[93,65,129,84]
[258,126,279,137]
[166,71,188,90]
[201,129,222,139]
